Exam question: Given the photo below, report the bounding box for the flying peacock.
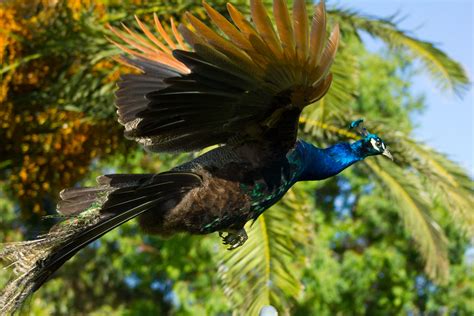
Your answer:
[0,0,393,313]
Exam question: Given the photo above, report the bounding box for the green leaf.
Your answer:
[0,54,42,75]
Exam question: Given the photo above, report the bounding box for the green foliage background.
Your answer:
[0,0,472,315]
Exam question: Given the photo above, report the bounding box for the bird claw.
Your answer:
[219,229,248,250]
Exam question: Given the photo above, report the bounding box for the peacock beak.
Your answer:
[382,148,393,160]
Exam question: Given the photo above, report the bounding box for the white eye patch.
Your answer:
[370,138,379,151]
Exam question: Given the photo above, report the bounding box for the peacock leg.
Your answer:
[219,228,248,250]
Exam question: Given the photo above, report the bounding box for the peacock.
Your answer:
[0,0,393,313]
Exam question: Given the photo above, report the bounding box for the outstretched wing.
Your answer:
[110,0,339,152]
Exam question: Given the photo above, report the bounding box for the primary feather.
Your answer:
[110,0,339,152]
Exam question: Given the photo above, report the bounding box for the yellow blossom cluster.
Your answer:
[0,4,27,102]
[0,1,124,216]
[1,103,122,215]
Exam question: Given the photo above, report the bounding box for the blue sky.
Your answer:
[338,0,473,174]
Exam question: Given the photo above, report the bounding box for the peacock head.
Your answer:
[350,119,393,160]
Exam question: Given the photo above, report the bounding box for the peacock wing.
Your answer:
[110,0,339,152]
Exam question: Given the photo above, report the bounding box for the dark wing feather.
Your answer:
[109,0,339,152]
[124,49,268,152]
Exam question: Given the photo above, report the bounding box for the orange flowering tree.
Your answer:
[0,0,247,216]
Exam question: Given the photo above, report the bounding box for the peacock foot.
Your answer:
[219,228,248,250]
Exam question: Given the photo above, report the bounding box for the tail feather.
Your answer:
[57,174,154,216]
[0,171,201,315]
[57,187,111,215]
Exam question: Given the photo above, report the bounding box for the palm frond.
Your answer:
[365,159,449,283]
[329,8,470,96]
[396,137,474,235]
[217,189,313,315]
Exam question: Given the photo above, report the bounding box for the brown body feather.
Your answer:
[139,168,251,236]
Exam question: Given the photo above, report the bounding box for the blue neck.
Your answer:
[295,140,366,181]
